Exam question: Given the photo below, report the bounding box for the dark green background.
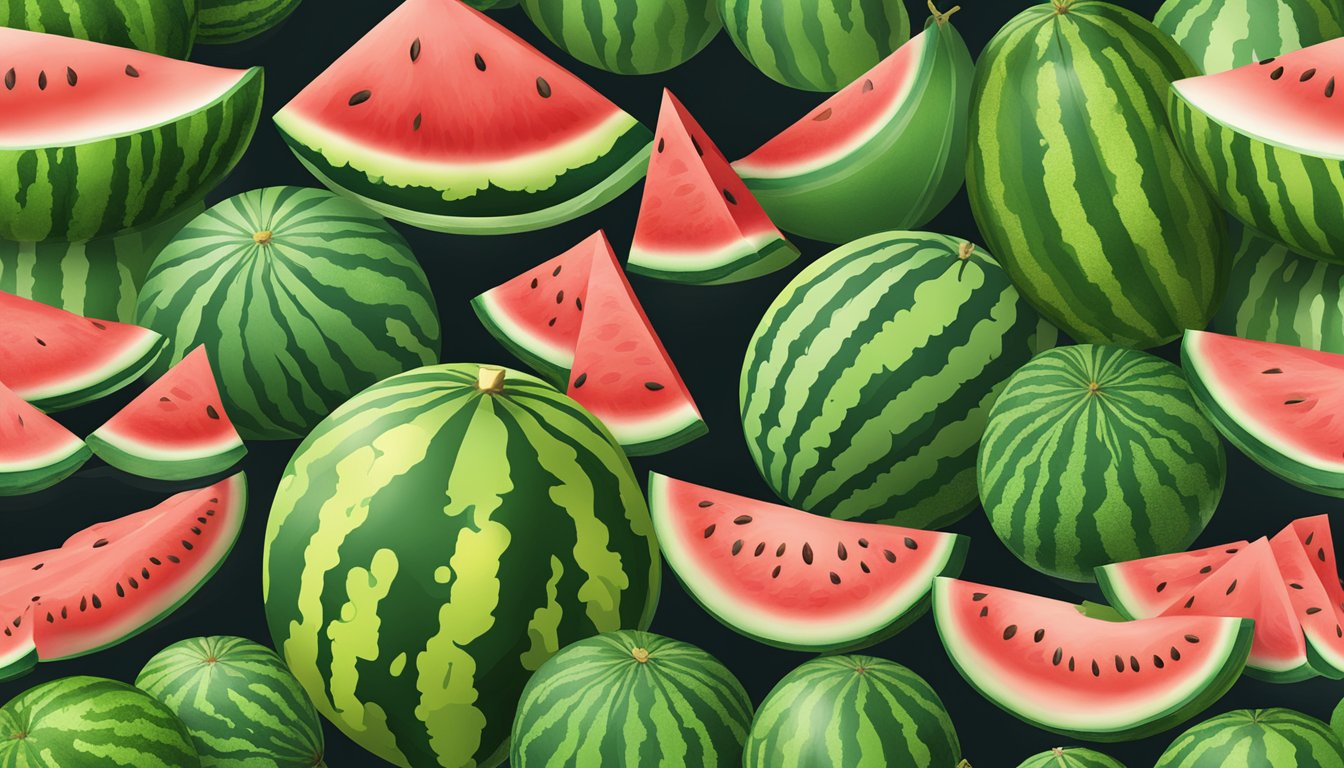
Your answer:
[3,0,1341,765]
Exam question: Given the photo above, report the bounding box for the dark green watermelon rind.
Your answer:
[469,294,571,388]
[626,237,802,286]
[32,334,168,414]
[197,0,305,45]
[621,416,709,459]
[85,432,247,483]
[0,443,91,497]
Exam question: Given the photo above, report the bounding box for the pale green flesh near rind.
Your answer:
[24,332,166,413]
[0,441,90,496]
[626,231,800,286]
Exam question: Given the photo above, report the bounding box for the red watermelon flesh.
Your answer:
[649,473,966,651]
[1095,542,1249,620]
[0,380,90,496]
[1270,526,1344,678]
[1288,516,1344,614]
[0,606,36,682]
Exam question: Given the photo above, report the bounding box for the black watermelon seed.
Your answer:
[1034,629,1045,643]
[547,317,557,327]
[1261,57,1277,64]
[35,337,46,347]
[883,549,896,563]
[1337,625,1342,638]
[475,53,486,71]
[1114,655,1124,673]
[644,382,665,391]
[141,568,150,579]
[904,537,918,550]
[1301,68,1317,82]
[182,540,194,551]
[79,597,86,610]
[802,543,813,565]
[702,524,715,538]
[1003,625,1017,640]
[776,543,786,557]
[860,562,870,573]
[772,565,781,579]
[1286,399,1306,405]
[862,79,874,92]
[115,583,125,598]
[3,68,13,90]
[837,542,847,560]
[1185,634,1200,643]
[45,613,53,624]
[553,265,563,275]
[1069,657,1076,672]
[1263,368,1283,374]
[1156,581,1167,592]
[723,188,737,205]
[1328,77,1337,97]
[1290,582,1304,590]
[37,70,46,90]
[1199,565,1212,574]
[1092,660,1101,677]
[573,373,587,388]
[731,540,743,556]
[191,526,201,535]
[1307,607,1323,615]
[30,564,41,571]
[1184,596,1196,609]
[92,539,108,549]
[1320,548,1327,562]
[1130,656,1140,672]
[575,297,583,310]
[60,607,67,619]
[348,90,371,106]
[125,65,139,78]
[92,594,101,609]
[1228,548,1240,554]
[1271,66,1285,80]
[555,290,564,304]
[1306,532,1316,545]
[410,38,421,61]
[980,606,989,617]
[697,500,713,508]
[829,572,841,585]
[168,555,180,564]
[733,515,752,525]
[657,138,664,153]
[413,113,422,131]
[206,405,220,420]
[530,278,539,289]
[128,578,138,589]
[812,107,832,121]
[691,135,703,155]
[66,67,76,86]
[1226,580,1238,595]
[536,77,551,98]
[972,592,987,601]
[857,538,869,548]
[1153,655,1165,669]
[1052,648,1063,665]
[753,542,765,557]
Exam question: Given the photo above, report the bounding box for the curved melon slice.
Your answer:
[650,473,967,651]
[273,0,651,235]
[1271,520,1344,679]
[1182,330,1344,496]
[87,346,246,481]
[0,380,89,496]
[0,291,164,412]
[933,578,1252,742]
[732,8,973,244]
[627,89,798,285]
[1096,542,1249,620]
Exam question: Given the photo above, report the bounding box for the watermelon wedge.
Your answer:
[1182,330,1344,497]
[1287,516,1344,617]
[626,89,799,285]
[273,0,652,235]
[1096,542,1249,620]
[0,474,246,680]
[1270,527,1344,679]
[87,346,246,481]
[649,473,967,651]
[0,291,165,412]
[934,578,1253,742]
[0,380,89,496]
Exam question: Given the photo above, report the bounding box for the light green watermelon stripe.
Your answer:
[198,0,302,43]
[1155,0,1343,73]
[1214,225,1344,353]
[1156,709,1344,766]
[1016,747,1126,768]
[523,0,720,74]
[0,0,197,57]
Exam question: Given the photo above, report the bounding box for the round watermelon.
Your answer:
[717,0,910,91]
[263,364,660,768]
[511,631,752,766]
[521,0,721,74]
[978,345,1226,582]
[1016,748,1127,768]
[0,0,198,58]
[741,231,1056,530]
[197,0,303,44]
[0,676,200,766]
[136,636,326,768]
[136,186,442,441]
[743,655,962,767]
[1155,709,1344,767]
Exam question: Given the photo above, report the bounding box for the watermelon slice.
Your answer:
[1095,542,1249,620]
[1270,527,1344,679]
[87,346,246,481]
[0,474,246,680]
[649,473,967,651]
[933,578,1253,742]
[1287,516,1344,616]
[0,291,165,412]
[626,89,799,285]
[1183,330,1344,496]
[273,0,652,236]
[0,380,90,496]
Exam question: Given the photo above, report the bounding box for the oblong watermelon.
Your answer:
[1096,542,1249,620]
[1155,709,1344,767]
[0,380,89,496]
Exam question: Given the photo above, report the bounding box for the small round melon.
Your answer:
[1156,709,1344,767]
[521,0,721,75]
[197,0,303,44]
[1016,747,1127,768]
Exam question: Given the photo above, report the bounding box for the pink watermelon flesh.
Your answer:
[1270,525,1344,678]
[627,89,797,284]
[1290,516,1344,614]
[0,474,245,679]
[0,380,89,496]
[934,578,1253,741]
[87,345,245,481]
[649,473,966,651]
[1095,541,1249,620]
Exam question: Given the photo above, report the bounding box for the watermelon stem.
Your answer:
[631,647,651,664]
[957,242,974,261]
[928,1,961,24]
[1052,0,1075,12]
[477,367,506,394]
[252,230,273,245]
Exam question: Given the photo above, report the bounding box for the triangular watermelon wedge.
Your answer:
[0,291,165,412]
[1288,516,1344,615]
[1095,541,1249,620]
[627,89,799,285]
[1270,525,1344,679]
[87,346,246,481]
[0,380,90,496]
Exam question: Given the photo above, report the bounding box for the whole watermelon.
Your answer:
[263,364,660,768]
[1017,747,1127,768]
[136,636,326,767]
[744,655,962,767]
[1155,0,1343,73]
[521,0,721,74]
[967,1,1224,349]
[717,0,910,91]
[1155,709,1344,767]
[136,186,441,441]
[511,631,752,766]
[0,0,197,57]
[978,345,1226,582]
[0,676,201,767]
[197,0,303,44]
[741,231,1056,530]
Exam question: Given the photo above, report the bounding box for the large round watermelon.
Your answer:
[511,631,752,766]
[1154,0,1343,74]
[263,364,660,768]
[197,0,303,44]
[1155,709,1344,767]
[741,231,1056,530]
[1016,748,1126,768]
[743,655,962,767]
[136,636,326,767]
[136,186,441,441]
[0,0,198,58]
[521,0,721,74]
[978,345,1226,582]
[0,676,200,766]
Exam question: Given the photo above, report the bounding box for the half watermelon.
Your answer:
[649,473,967,651]
[1096,542,1249,620]
[1271,518,1344,679]
[87,346,246,481]
[0,380,89,496]
[0,291,165,412]
[1182,330,1344,496]
[273,0,652,235]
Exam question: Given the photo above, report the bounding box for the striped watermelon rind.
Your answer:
[1015,748,1127,768]
[0,381,90,496]
[1155,709,1344,767]
[521,0,721,74]
[510,631,752,766]
[197,0,303,45]
[0,0,198,58]
[1154,0,1344,74]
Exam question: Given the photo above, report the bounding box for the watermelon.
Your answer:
[1182,330,1344,496]
[0,0,197,58]
[262,364,659,768]
[273,0,652,236]
[136,186,442,441]
[1096,542,1249,620]
[0,380,89,496]
[0,291,165,412]
[742,232,1055,529]
[1334,698,1344,744]
[968,2,1224,349]
[1154,0,1343,74]
[0,676,201,766]
[717,0,910,91]
[1016,748,1127,768]
[1270,519,1344,677]
[1284,516,1344,631]
[87,346,245,481]
[510,631,752,766]
[649,473,967,651]
[136,636,326,768]
[743,655,963,767]
[933,578,1253,742]
[1155,709,1344,767]
[0,28,261,243]
[979,345,1226,582]
[627,89,799,285]
[733,7,972,244]
[521,0,721,74]
[197,0,303,45]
